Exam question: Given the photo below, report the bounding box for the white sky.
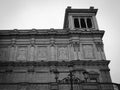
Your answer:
[0,0,120,83]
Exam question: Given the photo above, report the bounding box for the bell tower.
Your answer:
[64,6,99,30]
[63,6,106,61]
[62,6,112,83]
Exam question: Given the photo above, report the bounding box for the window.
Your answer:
[87,18,92,28]
[74,18,80,28]
[73,17,94,29]
[90,78,97,82]
[89,72,99,83]
[80,18,86,28]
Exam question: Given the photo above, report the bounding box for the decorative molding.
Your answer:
[0,60,110,67]
[59,75,83,83]
[0,29,104,39]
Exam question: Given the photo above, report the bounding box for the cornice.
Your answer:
[0,29,104,39]
[99,69,110,71]
[0,60,110,67]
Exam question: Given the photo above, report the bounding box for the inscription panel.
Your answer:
[29,46,35,61]
[57,46,68,61]
[0,47,8,61]
[82,44,95,59]
[50,46,55,61]
[37,46,48,61]
[17,46,28,61]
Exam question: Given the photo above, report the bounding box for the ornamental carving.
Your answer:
[73,42,80,51]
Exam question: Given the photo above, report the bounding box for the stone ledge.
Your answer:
[0,29,104,38]
[0,60,110,67]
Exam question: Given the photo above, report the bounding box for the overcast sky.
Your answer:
[0,0,120,83]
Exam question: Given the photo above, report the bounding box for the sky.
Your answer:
[0,0,120,83]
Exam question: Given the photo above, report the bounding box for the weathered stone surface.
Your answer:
[0,7,113,90]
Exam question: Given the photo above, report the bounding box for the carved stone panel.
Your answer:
[50,46,55,61]
[37,46,48,61]
[57,46,68,61]
[82,44,95,59]
[9,46,15,61]
[0,47,8,61]
[70,46,75,60]
[29,46,35,61]
[17,46,28,61]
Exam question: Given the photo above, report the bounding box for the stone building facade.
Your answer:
[0,7,114,90]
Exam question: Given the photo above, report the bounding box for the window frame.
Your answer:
[73,16,95,29]
[89,77,98,82]
[89,73,99,83]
